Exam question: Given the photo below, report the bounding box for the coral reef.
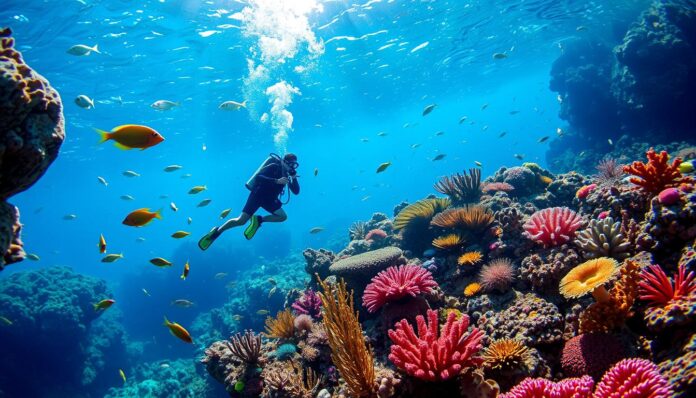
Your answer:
[523,207,584,247]
[362,264,437,313]
[291,288,323,319]
[0,28,65,269]
[480,293,564,346]
[329,247,405,293]
[105,359,216,398]
[623,148,692,195]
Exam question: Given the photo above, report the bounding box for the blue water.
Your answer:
[0,0,660,396]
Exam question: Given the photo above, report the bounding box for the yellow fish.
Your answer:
[101,253,123,263]
[171,231,190,239]
[188,185,207,194]
[99,234,106,254]
[181,260,190,280]
[95,124,164,150]
[219,209,231,219]
[119,369,126,383]
[94,299,115,311]
[122,208,162,227]
[163,317,193,343]
[150,257,172,267]
[376,162,391,173]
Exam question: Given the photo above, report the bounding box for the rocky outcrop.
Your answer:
[0,27,65,269]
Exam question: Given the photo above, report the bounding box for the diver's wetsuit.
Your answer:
[243,159,300,215]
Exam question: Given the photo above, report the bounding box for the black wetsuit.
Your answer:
[243,159,300,215]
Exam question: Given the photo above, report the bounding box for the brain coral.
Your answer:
[0,28,65,269]
[561,333,627,380]
[329,247,403,279]
[481,293,564,346]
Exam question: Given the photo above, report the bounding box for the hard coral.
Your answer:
[523,207,584,247]
[561,333,626,380]
[623,148,692,195]
[388,309,484,381]
[362,264,437,313]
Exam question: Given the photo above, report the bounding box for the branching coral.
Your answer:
[434,168,482,204]
[362,265,437,313]
[388,309,483,381]
[479,258,515,293]
[227,330,262,364]
[291,288,322,319]
[523,207,584,247]
[317,277,376,397]
[265,309,296,340]
[432,233,464,251]
[623,148,693,195]
[431,206,495,235]
[639,263,695,306]
[458,251,483,266]
[482,339,531,371]
[393,198,450,231]
[575,217,631,260]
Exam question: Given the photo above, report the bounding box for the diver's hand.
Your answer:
[276,177,289,185]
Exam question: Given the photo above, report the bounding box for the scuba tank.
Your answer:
[246,153,282,191]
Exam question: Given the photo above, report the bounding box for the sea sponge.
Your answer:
[559,257,619,303]
[561,333,627,380]
[478,258,515,293]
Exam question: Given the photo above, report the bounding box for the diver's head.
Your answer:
[282,153,299,175]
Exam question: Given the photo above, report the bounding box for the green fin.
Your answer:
[198,227,219,251]
[243,216,261,240]
[114,141,133,150]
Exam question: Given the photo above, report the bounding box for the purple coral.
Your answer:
[291,288,322,319]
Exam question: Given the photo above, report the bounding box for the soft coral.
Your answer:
[639,264,695,306]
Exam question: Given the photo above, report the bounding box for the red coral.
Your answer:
[592,358,672,398]
[500,376,594,398]
[523,207,584,247]
[387,309,483,381]
[623,148,692,195]
[639,264,695,306]
[362,265,437,313]
[561,333,626,380]
[365,228,388,241]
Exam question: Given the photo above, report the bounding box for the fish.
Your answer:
[26,253,40,261]
[150,257,172,267]
[160,363,170,369]
[556,128,564,137]
[188,185,207,194]
[170,202,178,212]
[0,316,12,325]
[360,138,369,143]
[122,208,162,227]
[96,125,164,150]
[435,131,445,136]
[509,110,520,115]
[219,208,231,219]
[151,100,179,111]
[538,136,550,143]
[214,272,228,280]
[499,131,507,138]
[67,44,100,56]
[481,103,489,110]
[474,161,483,167]
[122,170,140,177]
[608,139,614,146]
[164,165,183,172]
[136,237,146,243]
[119,369,126,383]
[63,214,77,220]
[197,199,212,207]
[410,41,429,53]
[576,25,587,31]
[219,100,247,111]
[171,231,190,239]
[313,168,318,176]
[97,176,108,187]
[120,195,135,201]
[187,217,192,225]
[163,317,193,343]
[458,116,468,124]
[181,173,192,179]
[226,281,238,289]
[256,310,270,315]
[376,162,392,173]
[432,154,446,161]
[411,143,421,149]
[557,94,563,104]
[268,286,277,298]
[159,195,169,199]
[142,288,151,296]
[94,299,115,311]
[180,260,190,280]
[361,195,371,201]
[309,227,324,234]
[231,314,243,321]
[75,95,95,109]
[101,253,123,263]
[492,52,508,59]
[422,104,436,116]
[171,299,194,308]
[377,131,388,137]
[268,278,277,285]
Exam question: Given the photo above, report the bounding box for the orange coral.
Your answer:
[623,148,693,195]
[431,206,495,234]
[482,339,531,370]
[432,234,464,250]
[579,259,640,333]
[464,283,482,297]
[264,309,296,339]
[458,251,483,266]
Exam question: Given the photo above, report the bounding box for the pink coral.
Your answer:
[482,182,515,194]
[362,265,437,313]
[387,309,483,381]
[639,263,695,306]
[365,228,388,241]
[576,183,597,200]
[500,376,594,398]
[523,207,584,247]
[291,288,322,319]
[593,358,672,398]
[561,333,626,380]
[293,314,314,333]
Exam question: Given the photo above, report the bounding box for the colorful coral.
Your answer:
[291,288,323,319]
[593,358,673,398]
[432,233,465,250]
[431,206,495,235]
[388,309,483,381]
[482,339,531,371]
[264,309,296,339]
[560,333,626,380]
[434,168,482,204]
[575,217,631,260]
[639,263,695,306]
[523,207,584,247]
[500,375,595,398]
[478,258,515,293]
[458,251,483,266]
[464,282,482,297]
[623,148,692,195]
[559,257,619,302]
[362,264,437,313]
[227,330,262,364]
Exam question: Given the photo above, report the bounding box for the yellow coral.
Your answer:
[432,234,464,250]
[458,251,483,266]
[444,308,463,321]
[393,198,450,231]
[464,282,482,297]
[482,339,531,370]
[264,309,296,339]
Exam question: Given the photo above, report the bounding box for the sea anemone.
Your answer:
[639,263,695,306]
[432,234,464,251]
[458,251,483,266]
[559,257,619,303]
[393,197,451,231]
[464,282,482,297]
[479,258,515,293]
[561,333,626,380]
[483,339,531,370]
[430,205,495,234]
[349,221,367,240]
[434,168,482,204]
[362,264,438,313]
[523,207,584,247]
[264,309,296,339]
[593,358,672,398]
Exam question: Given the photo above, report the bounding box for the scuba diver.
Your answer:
[198,153,300,250]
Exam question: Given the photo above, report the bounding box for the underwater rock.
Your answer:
[638,188,696,260]
[532,171,587,209]
[328,247,405,293]
[520,244,582,293]
[0,202,23,268]
[0,28,65,269]
[303,247,335,283]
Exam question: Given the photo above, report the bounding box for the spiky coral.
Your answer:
[575,217,631,260]
[434,168,482,204]
[264,309,296,340]
[431,206,495,234]
[523,207,584,247]
[227,330,262,364]
[479,258,515,293]
[362,265,438,313]
[593,358,673,398]
[318,277,376,397]
[464,282,482,297]
[623,148,692,195]
[595,157,625,187]
[432,234,464,250]
[639,263,695,306]
[482,339,531,371]
[393,197,450,231]
[458,251,483,266]
[388,309,483,381]
[500,376,595,398]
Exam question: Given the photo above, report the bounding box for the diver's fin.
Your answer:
[243,216,262,240]
[198,227,219,251]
